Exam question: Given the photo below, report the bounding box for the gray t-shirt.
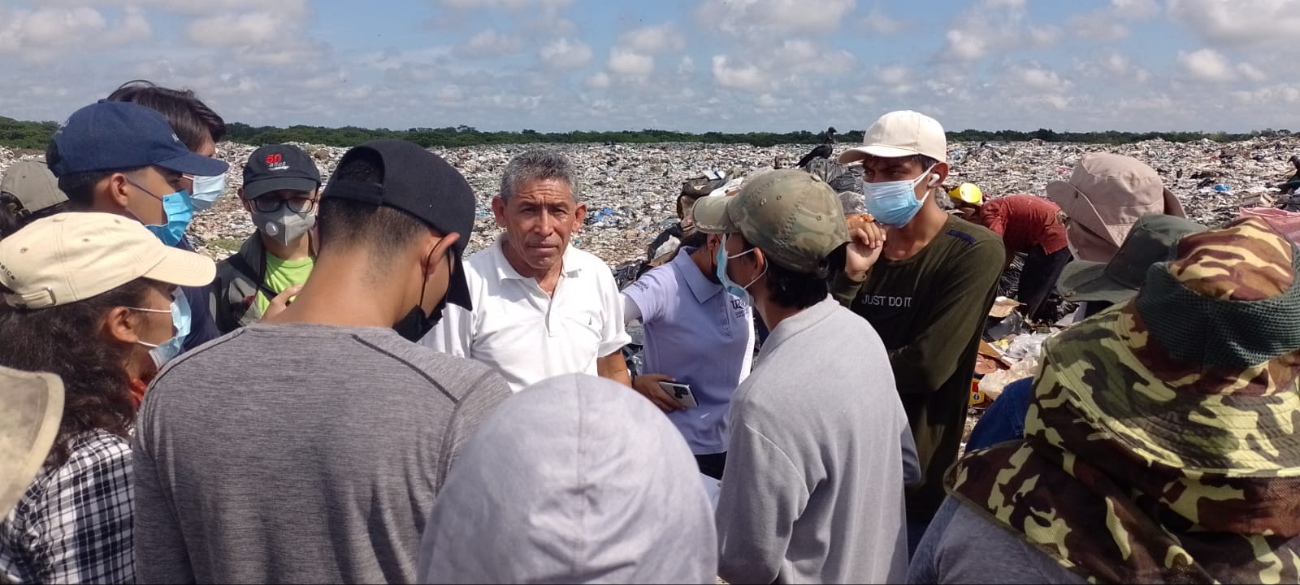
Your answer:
[908,497,1086,584]
[132,323,511,585]
[716,298,919,585]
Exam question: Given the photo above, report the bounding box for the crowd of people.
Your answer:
[1,81,1298,585]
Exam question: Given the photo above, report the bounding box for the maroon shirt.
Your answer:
[976,195,1069,255]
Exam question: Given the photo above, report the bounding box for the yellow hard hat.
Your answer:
[949,183,983,206]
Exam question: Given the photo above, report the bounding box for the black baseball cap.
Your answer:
[242,144,322,199]
[322,140,475,310]
[49,101,229,178]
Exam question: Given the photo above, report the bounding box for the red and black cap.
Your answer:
[242,144,322,199]
[322,140,476,310]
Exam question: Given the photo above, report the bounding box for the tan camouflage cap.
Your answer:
[1045,217,1300,476]
[1,367,63,516]
[692,170,848,275]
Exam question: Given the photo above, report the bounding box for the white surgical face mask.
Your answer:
[189,173,227,212]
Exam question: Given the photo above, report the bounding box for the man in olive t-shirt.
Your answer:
[835,111,1004,549]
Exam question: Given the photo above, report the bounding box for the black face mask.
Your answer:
[394,248,448,342]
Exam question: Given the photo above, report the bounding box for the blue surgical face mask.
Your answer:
[715,234,765,305]
[864,166,936,227]
[189,173,227,213]
[125,178,194,247]
[131,291,191,368]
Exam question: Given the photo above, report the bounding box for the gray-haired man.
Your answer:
[422,149,632,391]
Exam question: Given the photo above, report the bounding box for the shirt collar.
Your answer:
[673,247,722,304]
[490,236,582,281]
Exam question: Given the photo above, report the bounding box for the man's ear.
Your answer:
[491,196,507,228]
[103,306,139,345]
[106,173,132,210]
[573,202,587,230]
[424,232,460,274]
[931,162,950,187]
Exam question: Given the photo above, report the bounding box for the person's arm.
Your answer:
[596,267,634,387]
[133,399,195,584]
[597,351,632,387]
[716,421,809,584]
[890,238,1005,394]
[26,437,136,584]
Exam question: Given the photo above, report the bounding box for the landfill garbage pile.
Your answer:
[4,136,1300,263]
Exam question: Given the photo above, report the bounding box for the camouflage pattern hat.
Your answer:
[691,169,848,276]
[949,217,1300,584]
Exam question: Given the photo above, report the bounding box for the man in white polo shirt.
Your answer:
[423,149,632,392]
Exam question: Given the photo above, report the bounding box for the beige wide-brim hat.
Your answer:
[1046,153,1186,263]
[0,367,63,516]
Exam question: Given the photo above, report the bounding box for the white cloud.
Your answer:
[187,12,285,46]
[1012,65,1072,93]
[875,65,910,85]
[711,55,770,91]
[678,56,695,74]
[1111,0,1160,19]
[538,38,592,69]
[860,4,909,35]
[697,0,857,38]
[0,5,151,58]
[1067,0,1160,41]
[1237,62,1267,82]
[1178,48,1237,82]
[1169,0,1300,48]
[755,93,792,109]
[462,28,523,57]
[439,0,574,10]
[585,71,611,89]
[618,22,686,54]
[607,48,655,77]
[941,0,1059,62]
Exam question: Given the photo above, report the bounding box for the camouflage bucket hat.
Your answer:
[692,170,848,276]
[1054,217,1300,475]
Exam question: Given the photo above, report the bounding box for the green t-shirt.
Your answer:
[255,253,315,313]
[832,216,1004,519]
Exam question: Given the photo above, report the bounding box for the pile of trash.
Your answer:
[5,137,1298,263]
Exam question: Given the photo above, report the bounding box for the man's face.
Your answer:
[125,167,187,225]
[861,155,945,202]
[492,178,586,273]
[243,188,319,217]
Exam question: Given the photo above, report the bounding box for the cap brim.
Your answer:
[245,177,320,199]
[690,195,739,234]
[1056,260,1137,304]
[446,253,473,311]
[154,151,230,178]
[838,145,922,164]
[144,247,217,289]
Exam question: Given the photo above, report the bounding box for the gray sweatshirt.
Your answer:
[132,324,511,584]
[417,373,717,584]
[716,297,919,584]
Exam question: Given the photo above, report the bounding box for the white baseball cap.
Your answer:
[838,110,948,165]
[0,212,215,309]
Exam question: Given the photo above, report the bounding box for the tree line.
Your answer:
[1,116,1291,151]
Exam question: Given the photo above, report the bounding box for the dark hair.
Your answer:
[317,151,431,260]
[107,80,226,150]
[44,140,144,209]
[740,237,840,310]
[0,280,150,468]
[0,192,70,239]
[914,154,940,171]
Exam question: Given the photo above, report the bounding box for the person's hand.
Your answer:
[262,284,304,322]
[633,374,685,413]
[845,217,886,281]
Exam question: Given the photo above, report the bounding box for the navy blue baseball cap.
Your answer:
[48,100,229,178]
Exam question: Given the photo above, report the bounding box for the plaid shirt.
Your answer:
[0,430,134,584]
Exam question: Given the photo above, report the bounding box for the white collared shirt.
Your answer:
[422,237,632,392]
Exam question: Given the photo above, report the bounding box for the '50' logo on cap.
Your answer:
[266,153,288,171]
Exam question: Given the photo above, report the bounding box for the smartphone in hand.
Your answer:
[658,381,698,408]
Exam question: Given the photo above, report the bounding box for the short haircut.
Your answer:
[740,236,840,310]
[317,150,432,260]
[500,149,581,202]
[107,80,227,151]
[44,140,144,209]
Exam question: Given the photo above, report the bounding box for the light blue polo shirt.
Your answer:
[623,247,754,455]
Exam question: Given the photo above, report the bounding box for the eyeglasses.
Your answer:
[253,197,317,214]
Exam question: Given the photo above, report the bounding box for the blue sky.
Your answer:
[1,0,1297,134]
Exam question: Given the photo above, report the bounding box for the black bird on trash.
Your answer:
[797,127,837,169]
